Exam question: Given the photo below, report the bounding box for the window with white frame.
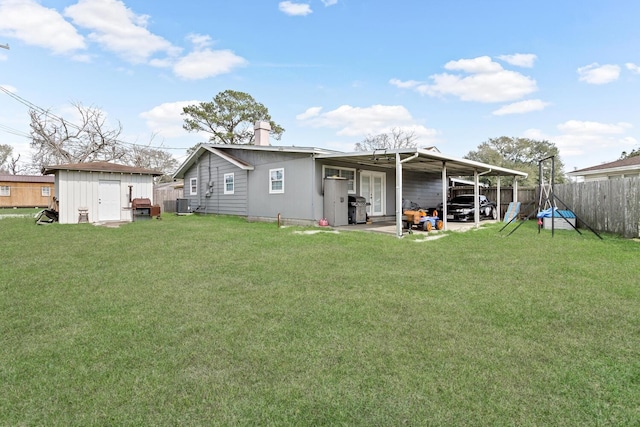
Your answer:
[323,166,356,194]
[224,173,234,194]
[0,185,9,196]
[41,186,50,197]
[269,168,284,194]
[190,177,197,195]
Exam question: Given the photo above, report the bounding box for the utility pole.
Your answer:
[0,43,9,50]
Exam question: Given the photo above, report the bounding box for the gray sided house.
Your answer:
[173,123,528,236]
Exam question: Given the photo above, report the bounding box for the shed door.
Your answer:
[99,180,121,221]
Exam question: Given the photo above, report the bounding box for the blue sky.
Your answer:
[1,0,638,172]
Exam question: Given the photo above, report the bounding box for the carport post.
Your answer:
[474,170,480,227]
[396,152,419,238]
[496,177,501,221]
[441,163,448,231]
[396,153,403,237]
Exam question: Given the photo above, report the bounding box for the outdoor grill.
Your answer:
[348,195,367,224]
[132,198,160,221]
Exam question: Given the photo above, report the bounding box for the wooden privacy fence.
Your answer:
[554,178,640,238]
[153,186,183,213]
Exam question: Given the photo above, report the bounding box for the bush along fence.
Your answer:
[554,178,640,238]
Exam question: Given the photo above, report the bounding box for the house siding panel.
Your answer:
[402,171,443,210]
[0,180,54,208]
[181,152,248,215]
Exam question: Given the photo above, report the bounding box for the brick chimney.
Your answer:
[254,121,271,146]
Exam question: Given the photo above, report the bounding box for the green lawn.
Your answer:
[1,215,639,426]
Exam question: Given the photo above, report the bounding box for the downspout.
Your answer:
[396,152,419,237]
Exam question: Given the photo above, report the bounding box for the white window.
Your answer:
[0,185,9,196]
[190,177,197,195]
[41,186,50,197]
[269,168,284,194]
[323,165,356,194]
[224,173,234,194]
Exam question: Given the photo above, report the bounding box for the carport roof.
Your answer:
[316,147,528,178]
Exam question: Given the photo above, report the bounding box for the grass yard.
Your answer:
[1,214,639,426]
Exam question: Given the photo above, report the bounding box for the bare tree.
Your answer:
[29,102,127,169]
[354,128,418,151]
[125,143,178,182]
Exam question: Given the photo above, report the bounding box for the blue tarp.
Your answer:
[536,208,576,219]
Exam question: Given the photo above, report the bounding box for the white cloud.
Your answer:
[409,56,537,103]
[523,120,635,160]
[444,56,503,74]
[0,0,85,54]
[557,120,631,135]
[296,104,438,143]
[64,0,179,64]
[626,63,640,74]
[389,78,422,89]
[279,1,313,16]
[497,53,537,68]
[173,49,247,80]
[492,99,550,116]
[577,63,620,84]
[140,100,199,138]
[321,0,338,5]
[417,56,537,103]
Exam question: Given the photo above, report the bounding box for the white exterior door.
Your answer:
[98,180,121,221]
[360,171,385,216]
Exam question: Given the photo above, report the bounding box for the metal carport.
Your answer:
[315,148,528,237]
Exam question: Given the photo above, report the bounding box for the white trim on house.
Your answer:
[322,165,356,194]
[190,177,197,195]
[224,173,234,195]
[269,168,284,194]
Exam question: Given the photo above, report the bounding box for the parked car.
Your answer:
[439,194,497,221]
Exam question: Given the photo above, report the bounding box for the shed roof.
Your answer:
[0,174,55,183]
[42,161,163,176]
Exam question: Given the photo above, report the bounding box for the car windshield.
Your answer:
[450,196,475,204]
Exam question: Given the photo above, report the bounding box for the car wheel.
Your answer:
[425,221,433,232]
[436,220,444,230]
[491,207,497,220]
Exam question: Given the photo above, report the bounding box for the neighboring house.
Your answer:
[42,162,163,224]
[0,174,54,208]
[173,122,528,236]
[568,156,640,181]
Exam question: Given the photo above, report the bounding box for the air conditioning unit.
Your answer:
[176,198,190,214]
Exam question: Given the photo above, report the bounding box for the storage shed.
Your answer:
[0,174,54,208]
[42,162,163,224]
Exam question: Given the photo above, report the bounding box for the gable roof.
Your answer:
[0,174,55,183]
[42,161,163,176]
[173,144,338,179]
[568,156,640,176]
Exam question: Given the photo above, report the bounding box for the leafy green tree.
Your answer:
[464,136,566,187]
[354,128,418,151]
[182,90,285,145]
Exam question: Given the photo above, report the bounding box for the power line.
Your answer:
[0,86,192,151]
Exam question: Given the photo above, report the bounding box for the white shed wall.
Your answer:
[55,170,155,224]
